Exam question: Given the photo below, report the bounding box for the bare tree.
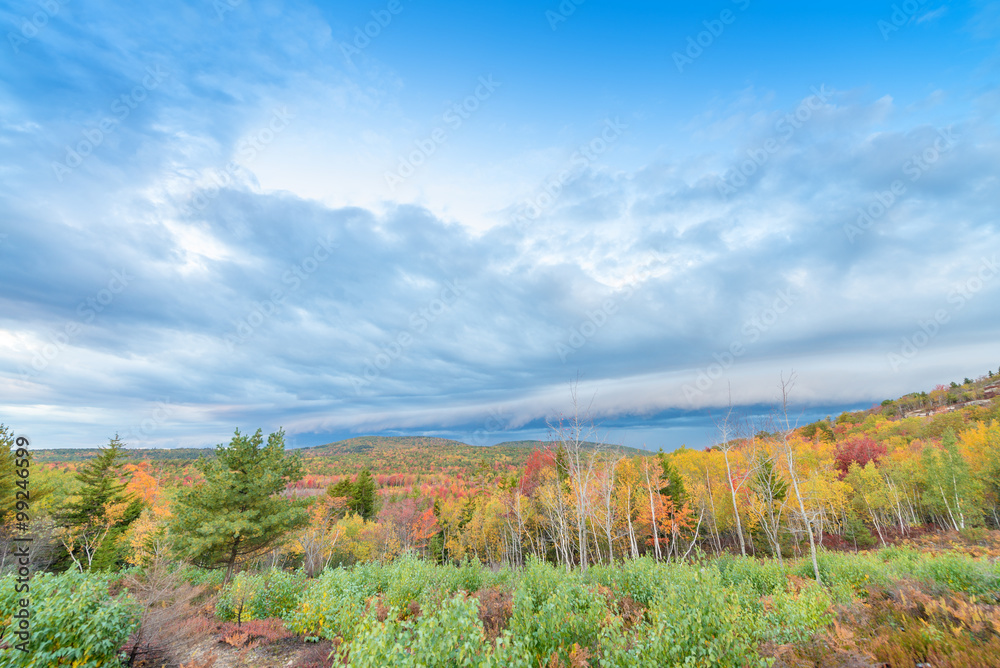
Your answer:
[714,394,750,556]
[641,456,663,561]
[778,372,821,583]
[747,447,789,564]
[594,450,623,563]
[548,381,603,570]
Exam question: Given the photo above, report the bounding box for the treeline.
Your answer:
[302,374,1000,575]
[2,372,999,582]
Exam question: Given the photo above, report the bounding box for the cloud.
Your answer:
[2,2,998,449]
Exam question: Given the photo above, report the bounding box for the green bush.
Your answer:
[343,595,492,668]
[908,551,999,596]
[216,569,306,622]
[619,569,769,668]
[586,555,669,606]
[510,573,609,665]
[284,554,863,666]
[793,550,891,595]
[760,582,834,644]
[715,555,787,596]
[0,571,139,668]
[286,566,381,641]
[382,553,437,611]
[176,564,226,589]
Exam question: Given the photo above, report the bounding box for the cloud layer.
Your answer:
[1,0,998,449]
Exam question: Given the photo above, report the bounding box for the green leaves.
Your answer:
[216,569,306,622]
[0,571,139,667]
[57,434,144,571]
[170,428,309,579]
[327,468,378,520]
[345,596,489,668]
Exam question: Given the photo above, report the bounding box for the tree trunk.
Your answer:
[224,536,242,585]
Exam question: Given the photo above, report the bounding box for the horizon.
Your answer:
[2,1,998,450]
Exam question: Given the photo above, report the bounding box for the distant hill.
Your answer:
[295,436,647,475]
[32,447,213,463]
[32,436,648,474]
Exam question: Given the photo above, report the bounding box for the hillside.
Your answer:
[32,435,646,476]
[293,436,646,476]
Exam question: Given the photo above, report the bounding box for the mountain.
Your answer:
[31,436,648,475]
[295,436,648,475]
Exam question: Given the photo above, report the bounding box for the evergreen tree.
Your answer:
[0,425,15,524]
[554,444,570,484]
[171,428,308,582]
[327,468,379,520]
[351,469,378,520]
[656,451,687,506]
[58,435,143,570]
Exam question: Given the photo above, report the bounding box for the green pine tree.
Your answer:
[171,428,308,582]
[326,468,379,520]
[656,450,687,506]
[58,434,144,571]
[351,469,378,520]
[0,425,16,524]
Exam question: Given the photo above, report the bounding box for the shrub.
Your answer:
[715,555,787,596]
[286,566,381,641]
[219,618,295,647]
[472,587,513,641]
[908,551,999,596]
[760,581,834,644]
[382,553,436,612]
[215,569,305,622]
[0,571,140,667]
[176,565,226,589]
[343,595,490,668]
[793,550,891,596]
[511,576,610,665]
[586,555,669,606]
[619,569,769,668]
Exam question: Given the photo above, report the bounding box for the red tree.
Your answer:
[519,448,555,496]
[834,436,886,478]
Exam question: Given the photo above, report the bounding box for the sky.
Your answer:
[1,0,998,451]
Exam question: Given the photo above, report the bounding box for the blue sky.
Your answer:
[1,0,998,450]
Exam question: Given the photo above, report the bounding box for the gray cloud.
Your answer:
[1,5,998,449]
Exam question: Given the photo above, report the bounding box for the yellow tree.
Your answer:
[612,457,643,559]
[958,420,1000,526]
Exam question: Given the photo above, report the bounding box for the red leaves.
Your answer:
[519,448,556,496]
[834,436,886,478]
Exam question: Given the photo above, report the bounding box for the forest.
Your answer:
[2,371,1000,667]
